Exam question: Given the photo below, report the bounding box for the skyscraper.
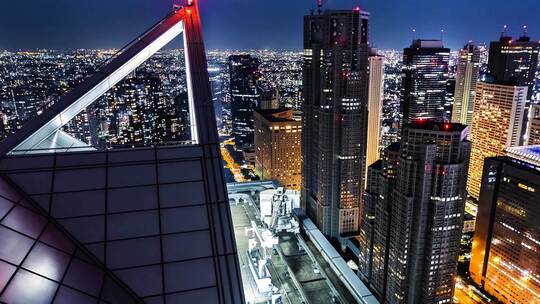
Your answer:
[366,49,385,177]
[488,34,539,100]
[526,104,540,145]
[452,43,481,127]
[401,40,450,124]
[359,121,471,304]
[302,8,370,238]
[359,142,399,300]
[467,80,528,199]
[254,109,302,190]
[470,146,540,304]
[488,33,539,145]
[229,54,261,150]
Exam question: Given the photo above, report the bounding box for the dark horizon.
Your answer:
[0,0,539,52]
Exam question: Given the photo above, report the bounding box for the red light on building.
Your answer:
[443,123,451,130]
[354,6,361,11]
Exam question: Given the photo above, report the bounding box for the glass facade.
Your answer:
[0,2,244,303]
[470,154,540,304]
[0,145,243,303]
[401,40,450,124]
[0,176,140,303]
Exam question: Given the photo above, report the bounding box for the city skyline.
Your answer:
[0,0,539,51]
[0,0,539,303]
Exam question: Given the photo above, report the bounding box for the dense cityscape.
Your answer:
[0,0,539,304]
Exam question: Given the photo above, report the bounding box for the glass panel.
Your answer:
[114,265,163,297]
[63,258,103,296]
[58,215,104,244]
[0,261,16,291]
[107,210,159,240]
[162,231,212,262]
[51,190,105,218]
[159,182,205,208]
[53,286,97,304]
[0,269,58,304]
[163,258,216,293]
[108,185,157,213]
[22,243,71,281]
[0,226,34,264]
[2,206,47,238]
[160,206,208,234]
[106,237,161,269]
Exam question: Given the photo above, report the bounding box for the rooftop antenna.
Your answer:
[412,28,416,40]
[500,24,508,38]
[522,25,529,37]
[440,28,444,40]
[317,0,323,15]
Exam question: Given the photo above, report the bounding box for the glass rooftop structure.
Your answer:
[0,1,244,303]
[506,145,540,169]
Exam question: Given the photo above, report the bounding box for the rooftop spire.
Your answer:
[500,24,508,38]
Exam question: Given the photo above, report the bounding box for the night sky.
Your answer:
[0,0,538,51]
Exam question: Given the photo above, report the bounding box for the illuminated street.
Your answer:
[453,278,492,304]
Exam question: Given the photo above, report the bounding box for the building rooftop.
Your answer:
[410,39,444,49]
[406,120,468,133]
[505,145,540,168]
[254,108,300,123]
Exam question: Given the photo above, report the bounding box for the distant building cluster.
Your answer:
[1,4,540,304]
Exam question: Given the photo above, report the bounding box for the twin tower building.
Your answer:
[302,6,539,304]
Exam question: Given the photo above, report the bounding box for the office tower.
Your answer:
[0,2,244,303]
[302,8,370,238]
[526,104,540,145]
[488,33,539,145]
[359,142,399,300]
[488,34,539,100]
[254,109,302,190]
[359,121,471,303]
[445,78,455,124]
[452,43,481,126]
[229,54,261,149]
[401,40,450,124]
[260,89,280,110]
[470,146,540,304]
[467,80,528,199]
[366,49,385,175]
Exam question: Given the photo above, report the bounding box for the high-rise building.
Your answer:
[452,43,481,127]
[467,80,528,199]
[229,54,261,149]
[401,40,450,124]
[444,78,455,125]
[302,8,370,238]
[526,104,540,145]
[359,121,471,304]
[0,3,244,303]
[358,142,399,301]
[254,109,302,190]
[366,49,385,177]
[470,146,540,304]
[487,34,539,145]
[260,89,280,110]
[488,34,539,100]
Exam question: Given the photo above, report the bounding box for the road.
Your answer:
[453,278,490,304]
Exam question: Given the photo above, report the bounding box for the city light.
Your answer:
[0,1,538,304]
